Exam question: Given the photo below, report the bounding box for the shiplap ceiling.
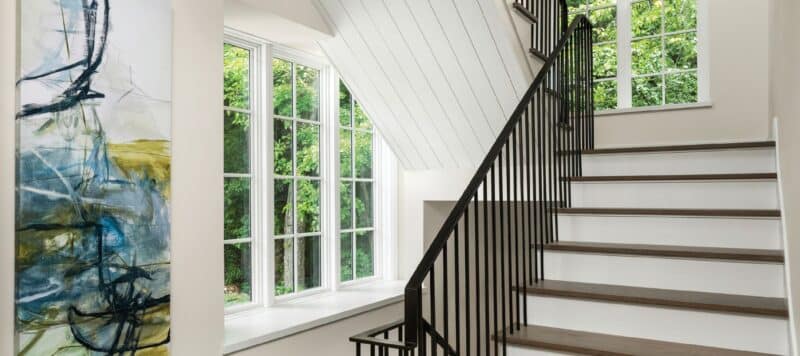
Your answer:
[314,0,533,169]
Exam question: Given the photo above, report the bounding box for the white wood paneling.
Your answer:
[315,0,532,169]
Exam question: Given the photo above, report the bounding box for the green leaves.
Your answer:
[224,44,250,109]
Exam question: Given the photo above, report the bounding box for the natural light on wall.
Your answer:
[567,0,700,111]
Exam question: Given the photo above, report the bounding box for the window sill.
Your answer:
[223,280,406,354]
[595,101,713,117]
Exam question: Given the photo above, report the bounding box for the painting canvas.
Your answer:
[15,0,172,354]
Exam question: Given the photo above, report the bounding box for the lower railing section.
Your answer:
[351,16,594,356]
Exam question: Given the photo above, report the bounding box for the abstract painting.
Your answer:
[15,0,172,354]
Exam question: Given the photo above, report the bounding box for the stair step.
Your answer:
[568,173,777,182]
[512,3,538,24]
[529,47,547,61]
[582,141,775,155]
[504,324,775,356]
[521,280,788,317]
[544,241,784,263]
[557,207,781,218]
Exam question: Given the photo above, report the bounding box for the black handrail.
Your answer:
[351,14,594,356]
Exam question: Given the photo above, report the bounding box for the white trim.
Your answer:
[595,100,712,116]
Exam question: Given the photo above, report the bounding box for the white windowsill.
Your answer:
[223,280,406,354]
[595,101,713,117]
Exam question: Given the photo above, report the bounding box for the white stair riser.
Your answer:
[582,149,776,176]
[570,181,778,209]
[527,295,790,355]
[557,214,782,249]
[544,252,786,297]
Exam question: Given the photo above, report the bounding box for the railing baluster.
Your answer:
[455,209,462,356]
[482,179,490,356]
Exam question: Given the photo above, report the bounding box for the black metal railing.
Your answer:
[351,15,594,356]
[517,0,568,60]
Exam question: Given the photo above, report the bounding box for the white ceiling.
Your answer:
[315,0,533,169]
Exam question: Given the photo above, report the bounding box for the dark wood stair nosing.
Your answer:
[512,3,539,24]
[502,324,778,356]
[557,207,782,218]
[581,141,775,155]
[566,173,778,182]
[542,241,785,263]
[518,280,789,318]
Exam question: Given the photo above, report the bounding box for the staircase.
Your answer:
[349,1,790,355]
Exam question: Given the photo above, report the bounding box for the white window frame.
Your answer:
[223,29,394,315]
[333,79,382,289]
[570,0,710,112]
[223,30,268,315]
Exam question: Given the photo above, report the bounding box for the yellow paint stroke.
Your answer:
[107,140,171,199]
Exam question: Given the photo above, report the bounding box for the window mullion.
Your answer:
[617,0,632,109]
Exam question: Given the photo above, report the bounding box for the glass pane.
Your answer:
[593,43,617,80]
[297,179,321,233]
[273,58,292,117]
[593,80,618,111]
[666,71,697,104]
[340,82,352,127]
[633,75,664,107]
[632,38,663,75]
[340,181,353,230]
[566,0,586,11]
[355,131,373,179]
[340,129,353,178]
[297,122,320,177]
[274,119,293,176]
[665,32,697,71]
[297,235,322,291]
[354,101,372,130]
[274,179,293,235]
[356,231,374,279]
[340,233,354,282]
[224,177,250,240]
[224,44,250,110]
[274,238,294,296]
[296,64,320,121]
[356,181,373,229]
[224,111,250,174]
[631,0,661,38]
[665,0,696,32]
[590,7,616,43]
[224,243,252,306]
[589,0,614,7]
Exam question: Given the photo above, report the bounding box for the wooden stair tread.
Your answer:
[520,280,788,317]
[504,324,776,355]
[512,3,538,24]
[568,173,777,182]
[529,47,547,61]
[582,141,775,155]
[543,241,784,262]
[557,207,781,218]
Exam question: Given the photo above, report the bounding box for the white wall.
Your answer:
[237,0,332,39]
[1,0,227,355]
[1,0,16,353]
[595,0,772,147]
[769,0,800,353]
[224,0,332,56]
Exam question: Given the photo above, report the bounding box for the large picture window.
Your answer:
[567,0,703,111]
[273,57,323,297]
[338,82,375,282]
[222,32,392,313]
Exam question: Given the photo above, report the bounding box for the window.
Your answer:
[273,57,323,297]
[222,31,393,313]
[338,82,375,282]
[223,42,256,307]
[567,0,704,111]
